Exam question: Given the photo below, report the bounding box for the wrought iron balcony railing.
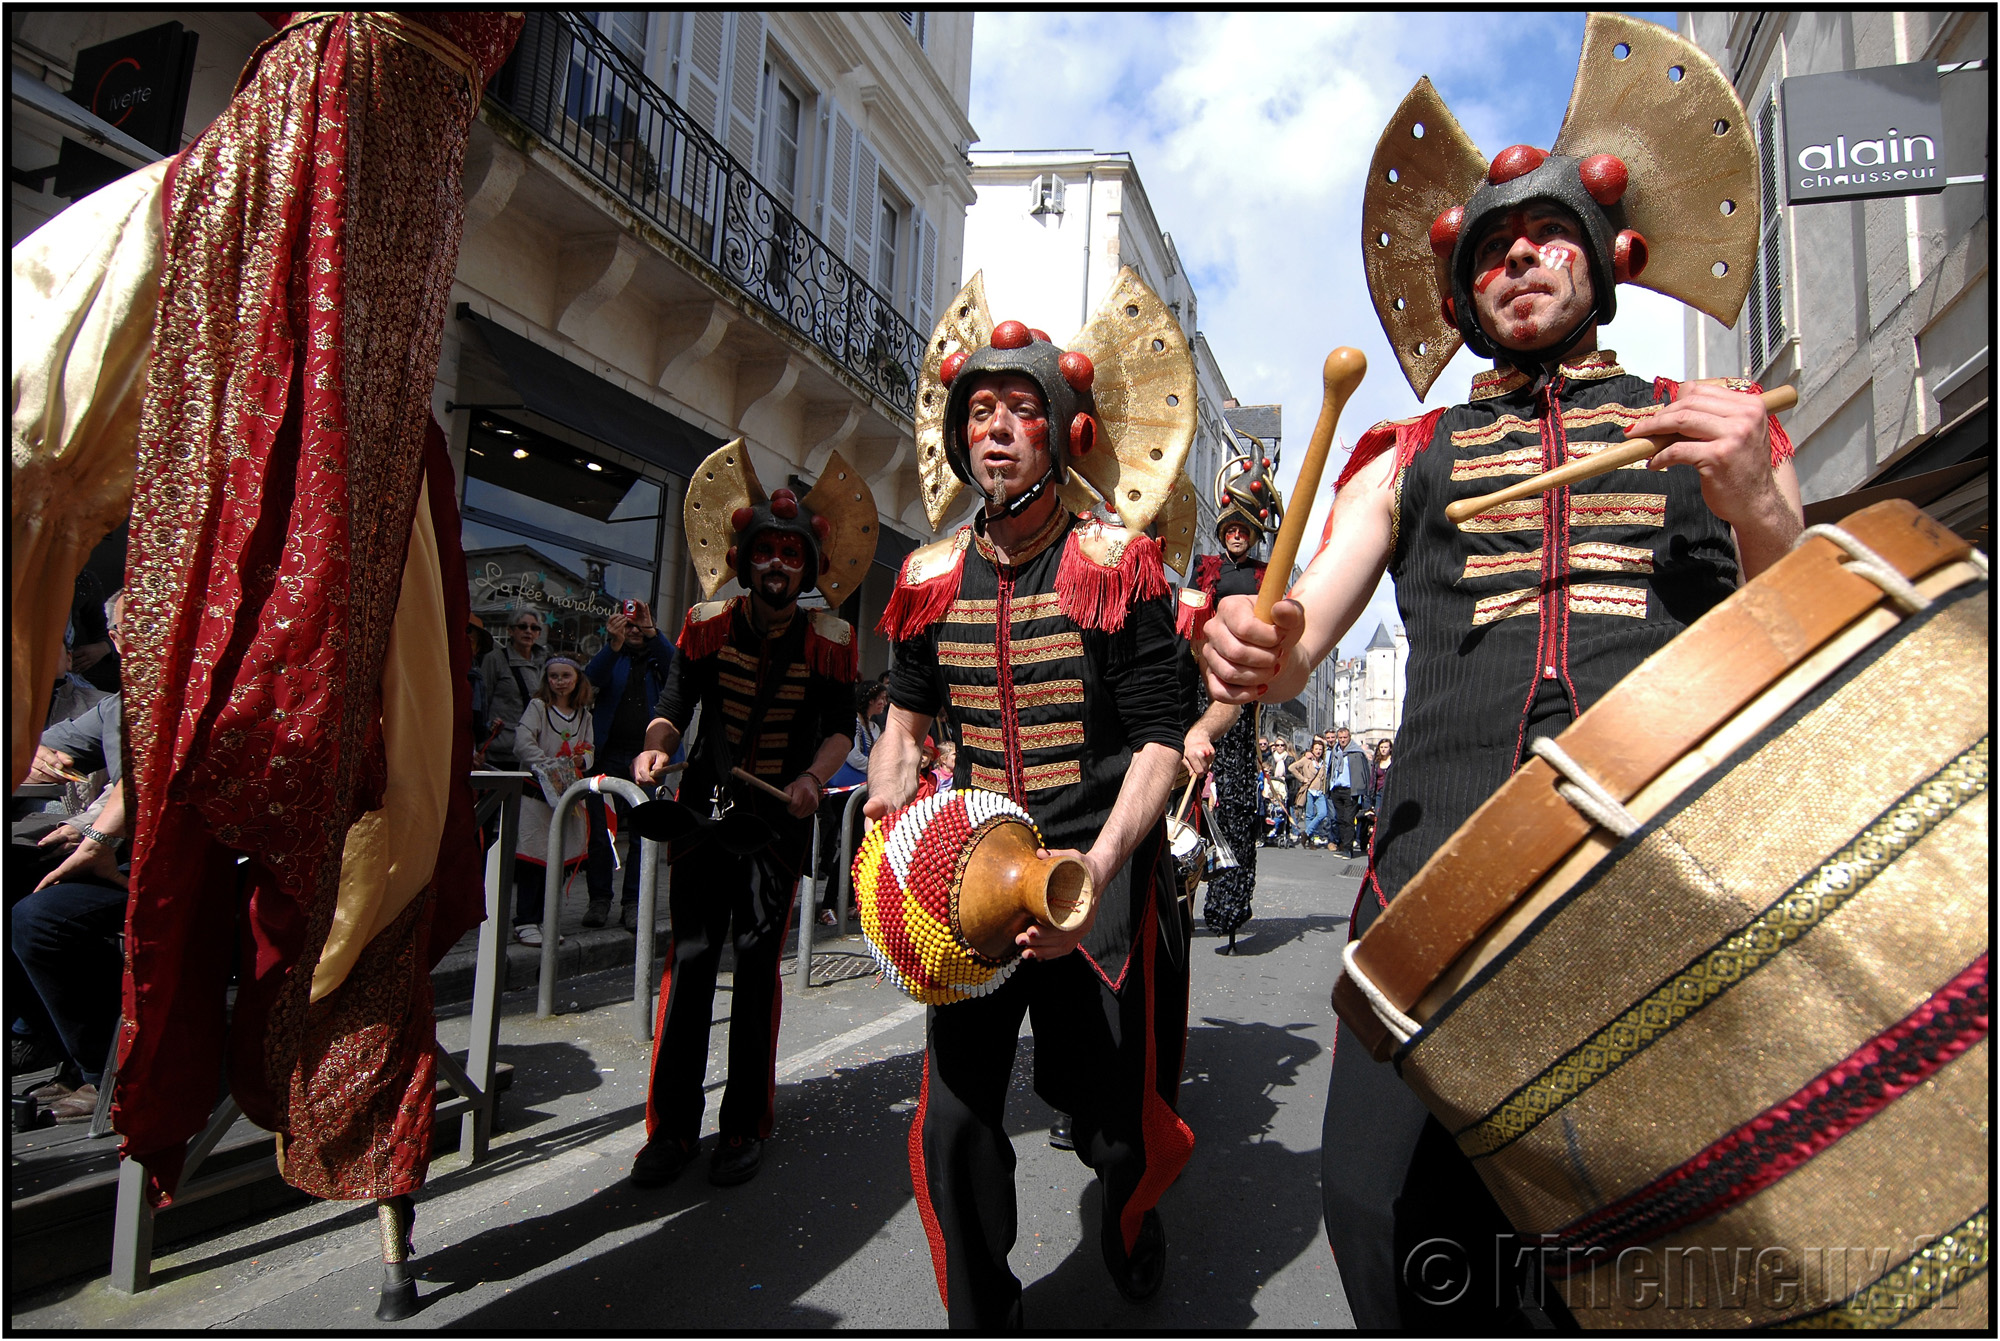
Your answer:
[490,12,923,417]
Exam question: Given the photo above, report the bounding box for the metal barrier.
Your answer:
[836,785,870,936]
[537,774,664,1040]
[793,814,819,996]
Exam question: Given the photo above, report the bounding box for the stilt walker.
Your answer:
[8,12,523,1321]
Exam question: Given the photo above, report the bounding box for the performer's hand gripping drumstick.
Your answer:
[1445,384,1799,525]
[1253,348,1370,623]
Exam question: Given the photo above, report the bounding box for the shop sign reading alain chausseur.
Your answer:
[1780,60,1947,206]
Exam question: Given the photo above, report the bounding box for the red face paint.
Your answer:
[1474,265,1505,295]
[750,534,809,574]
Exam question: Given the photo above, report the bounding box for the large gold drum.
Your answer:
[1335,501,1989,1328]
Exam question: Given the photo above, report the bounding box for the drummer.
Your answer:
[1201,98,1803,1327]
[869,294,1191,1326]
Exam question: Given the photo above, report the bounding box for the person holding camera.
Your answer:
[581,601,675,929]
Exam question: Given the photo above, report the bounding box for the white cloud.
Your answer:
[970,10,1691,660]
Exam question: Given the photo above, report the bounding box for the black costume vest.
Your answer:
[1368,353,1742,905]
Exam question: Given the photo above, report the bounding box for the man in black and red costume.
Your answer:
[1201,17,1802,1329]
[1176,446,1285,951]
[869,271,1195,1326]
[628,442,873,1189]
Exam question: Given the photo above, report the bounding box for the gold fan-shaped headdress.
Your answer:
[683,440,878,603]
[1363,13,1760,397]
[913,267,1196,534]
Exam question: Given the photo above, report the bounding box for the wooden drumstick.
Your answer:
[1253,347,1369,621]
[1444,385,1799,526]
[731,766,797,804]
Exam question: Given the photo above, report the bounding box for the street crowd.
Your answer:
[1254,729,1393,857]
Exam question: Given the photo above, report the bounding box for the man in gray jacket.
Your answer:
[1326,727,1374,857]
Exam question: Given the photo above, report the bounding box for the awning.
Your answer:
[458,308,722,478]
[873,522,921,573]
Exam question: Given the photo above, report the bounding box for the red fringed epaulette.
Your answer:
[1655,376,1795,466]
[877,529,971,642]
[676,598,735,661]
[806,610,860,682]
[1175,586,1212,642]
[1333,408,1449,492]
[1056,514,1169,634]
[1190,552,1223,596]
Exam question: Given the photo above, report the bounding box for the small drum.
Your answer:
[1334,502,1989,1328]
[853,788,1094,1005]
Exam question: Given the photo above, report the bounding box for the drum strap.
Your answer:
[1343,940,1420,1045]
[1796,523,1932,613]
[1528,738,1640,838]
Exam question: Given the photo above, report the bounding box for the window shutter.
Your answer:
[913,208,939,331]
[822,101,855,261]
[850,138,880,285]
[680,11,727,140]
[1746,90,1788,376]
[723,12,765,166]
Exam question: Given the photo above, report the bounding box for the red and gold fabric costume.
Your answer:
[116,11,522,1202]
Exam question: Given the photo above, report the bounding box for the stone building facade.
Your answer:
[1680,11,1988,548]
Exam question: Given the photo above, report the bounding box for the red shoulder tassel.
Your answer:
[1657,376,1794,466]
[806,624,860,682]
[1333,409,1446,492]
[876,556,963,642]
[676,600,732,661]
[1056,529,1169,634]
[1191,553,1223,595]
[1175,596,1212,644]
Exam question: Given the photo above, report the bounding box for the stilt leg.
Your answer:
[374,1194,418,1321]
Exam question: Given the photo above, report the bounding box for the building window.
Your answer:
[900,12,927,48]
[1745,88,1788,377]
[876,193,900,299]
[1029,173,1065,217]
[461,416,663,659]
[593,10,647,64]
[760,64,803,212]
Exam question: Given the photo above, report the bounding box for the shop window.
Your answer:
[461,416,663,658]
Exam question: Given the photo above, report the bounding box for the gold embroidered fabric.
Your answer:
[312,480,453,1002]
[8,159,168,788]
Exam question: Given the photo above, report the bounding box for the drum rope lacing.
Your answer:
[1795,523,1932,613]
[1530,738,1642,839]
[1343,941,1422,1045]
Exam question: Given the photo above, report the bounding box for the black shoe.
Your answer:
[1048,1114,1076,1152]
[620,901,640,932]
[581,898,610,929]
[630,1137,696,1188]
[1102,1207,1167,1302]
[709,1135,763,1186]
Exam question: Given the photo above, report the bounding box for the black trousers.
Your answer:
[1321,894,1574,1329]
[1329,786,1360,851]
[645,831,808,1144]
[912,879,1193,1328]
[10,877,127,1084]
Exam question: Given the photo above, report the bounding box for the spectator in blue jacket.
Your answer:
[581,601,675,929]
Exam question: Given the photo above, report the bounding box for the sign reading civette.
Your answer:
[1781,61,1946,205]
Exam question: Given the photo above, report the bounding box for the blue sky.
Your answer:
[968,10,1685,658]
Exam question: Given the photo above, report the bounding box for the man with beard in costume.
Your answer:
[1200,17,1800,1329]
[628,442,872,1189]
[1175,445,1285,952]
[869,271,1196,1327]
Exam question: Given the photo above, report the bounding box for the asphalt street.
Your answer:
[13,845,1368,1330]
